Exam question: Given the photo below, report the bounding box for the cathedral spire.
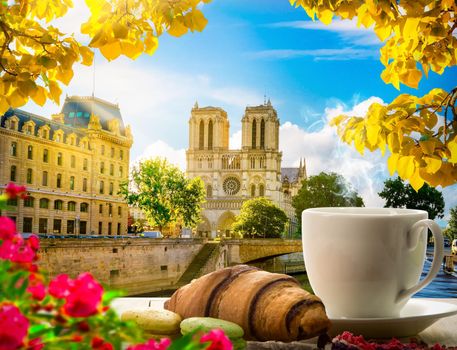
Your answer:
[194,100,199,109]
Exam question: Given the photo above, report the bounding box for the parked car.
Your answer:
[444,238,451,247]
[452,239,457,255]
[142,231,163,238]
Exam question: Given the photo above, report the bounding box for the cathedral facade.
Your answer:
[186,101,306,238]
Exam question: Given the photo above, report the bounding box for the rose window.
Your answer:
[223,177,241,195]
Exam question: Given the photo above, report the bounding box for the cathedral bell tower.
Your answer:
[188,102,229,151]
[241,99,279,151]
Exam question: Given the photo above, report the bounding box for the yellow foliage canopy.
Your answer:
[0,0,210,114]
[291,0,457,189]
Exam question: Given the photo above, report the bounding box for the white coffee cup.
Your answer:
[302,207,444,318]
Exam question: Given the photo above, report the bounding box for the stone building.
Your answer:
[186,100,306,238]
[0,95,133,235]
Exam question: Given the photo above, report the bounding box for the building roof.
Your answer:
[281,167,300,183]
[61,95,126,135]
[1,108,86,139]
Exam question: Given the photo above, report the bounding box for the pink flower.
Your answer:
[50,273,103,317]
[49,274,73,299]
[4,183,27,200]
[0,304,29,350]
[127,338,171,350]
[91,336,113,350]
[200,329,233,350]
[0,217,16,240]
[0,236,36,263]
[27,274,46,301]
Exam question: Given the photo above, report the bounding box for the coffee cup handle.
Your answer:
[396,219,444,303]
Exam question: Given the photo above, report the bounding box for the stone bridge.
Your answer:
[38,238,303,295]
[222,239,302,264]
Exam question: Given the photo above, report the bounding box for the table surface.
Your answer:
[111,298,457,346]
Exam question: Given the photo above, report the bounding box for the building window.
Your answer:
[250,157,255,169]
[68,201,76,211]
[251,184,256,197]
[260,119,265,149]
[101,145,105,155]
[208,120,213,150]
[111,147,114,158]
[108,222,112,235]
[118,206,122,217]
[120,150,123,160]
[99,181,104,194]
[110,163,114,176]
[67,220,75,234]
[24,197,34,208]
[54,200,63,210]
[26,168,33,184]
[71,155,75,168]
[27,145,33,159]
[252,120,258,149]
[56,174,62,188]
[43,149,48,163]
[10,142,17,156]
[80,221,87,235]
[39,198,49,209]
[42,171,48,186]
[26,125,33,135]
[53,219,62,234]
[100,162,104,174]
[10,120,16,130]
[23,217,33,233]
[80,203,89,212]
[199,120,204,150]
[119,166,123,177]
[109,182,113,195]
[207,185,212,198]
[57,152,63,166]
[259,184,265,197]
[7,198,17,207]
[82,178,87,192]
[98,222,102,235]
[83,158,88,171]
[117,223,121,235]
[69,176,75,190]
[39,218,47,234]
[42,129,48,139]
[99,204,103,214]
[10,165,16,182]
[108,204,112,217]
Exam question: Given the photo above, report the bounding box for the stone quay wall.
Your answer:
[38,238,205,295]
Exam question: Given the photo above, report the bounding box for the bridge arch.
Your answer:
[217,211,236,238]
[197,215,212,238]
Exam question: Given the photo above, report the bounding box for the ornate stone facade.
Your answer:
[186,101,306,238]
[0,96,133,235]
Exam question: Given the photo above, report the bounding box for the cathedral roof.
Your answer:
[281,167,300,183]
[61,95,126,135]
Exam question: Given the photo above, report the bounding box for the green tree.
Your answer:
[119,158,206,233]
[443,206,457,240]
[378,177,445,220]
[232,197,288,238]
[292,172,364,232]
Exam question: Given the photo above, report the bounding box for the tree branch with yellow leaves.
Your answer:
[291,0,457,189]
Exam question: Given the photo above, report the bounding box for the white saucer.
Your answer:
[329,299,457,339]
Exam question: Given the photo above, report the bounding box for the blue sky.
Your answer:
[25,0,457,224]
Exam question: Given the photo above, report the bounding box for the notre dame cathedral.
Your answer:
[186,100,306,238]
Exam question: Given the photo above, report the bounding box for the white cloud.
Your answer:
[279,96,387,207]
[229,130,242,149]
[269,19,380,46]
[248,48,377,61]
[135,140,186,170]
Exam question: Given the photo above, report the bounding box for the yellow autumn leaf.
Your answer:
[99,41,122,61]
[397,155,415,179]
[387,132,400,153]
[168,18,188,37]
[0,96,10,115]
[145,33,159,55]
[79,46,94,66]
[31,86,46,106]
[387,153,399,175]
[409,169,425,191]
[318,9,333,25]
[419,140,435,155]
[366,124,381,146]
[424,156,442,174]
[112,22,128,39]
[449,138,457,164]
[403,17,420,38]
[48,81,62,104]
[404,69,422,89]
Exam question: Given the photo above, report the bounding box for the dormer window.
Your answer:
[10,121,16,130]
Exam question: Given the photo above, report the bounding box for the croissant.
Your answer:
[164,265,330,342]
